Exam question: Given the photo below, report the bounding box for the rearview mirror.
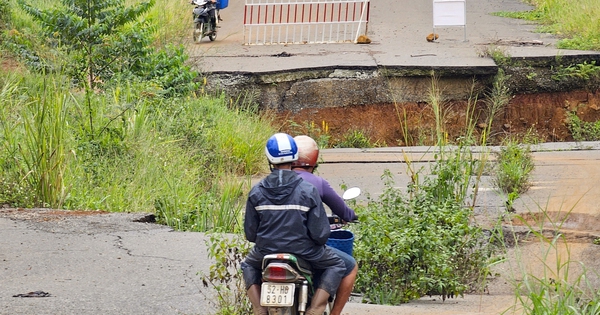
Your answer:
[342,187,361,200]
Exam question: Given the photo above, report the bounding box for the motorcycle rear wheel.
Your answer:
[208,21,217,41]
[267,307,295,315]
[266,301,332,315]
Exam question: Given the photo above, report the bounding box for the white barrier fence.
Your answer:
[244,0,370,45]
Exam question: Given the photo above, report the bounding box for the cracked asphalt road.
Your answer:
[0,210,214,315]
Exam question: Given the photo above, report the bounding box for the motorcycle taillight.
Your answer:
[263,263,302,282]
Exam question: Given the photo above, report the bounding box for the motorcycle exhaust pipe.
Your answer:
[298,281,309,314]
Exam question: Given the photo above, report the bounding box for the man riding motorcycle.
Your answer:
[292,135,358,315]
[241,133,346,315]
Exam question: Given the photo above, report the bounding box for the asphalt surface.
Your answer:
[3,0,600,314]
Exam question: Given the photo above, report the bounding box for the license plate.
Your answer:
[260,283,295,306]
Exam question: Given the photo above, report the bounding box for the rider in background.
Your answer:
[191,0,218,31]
[292,135,359,315]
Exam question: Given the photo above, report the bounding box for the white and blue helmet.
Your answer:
[265,133,298,164]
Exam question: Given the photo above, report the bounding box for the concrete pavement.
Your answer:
[187,0,598,74]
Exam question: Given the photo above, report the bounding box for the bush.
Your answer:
[353,169,492,304]
[567,112,600,141]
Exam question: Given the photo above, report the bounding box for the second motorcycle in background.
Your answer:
[191,0,227,42]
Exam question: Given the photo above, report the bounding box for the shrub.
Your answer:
[201,233,252,315]
[334,129,375,148]
[353,169,492,304]
[567,112,600,141]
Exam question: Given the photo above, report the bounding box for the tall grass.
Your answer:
[0,71,274,232]
[498,0,600,50]
[141,0,191,46]
[1,75,71,208]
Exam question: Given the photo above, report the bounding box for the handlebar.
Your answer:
[328,215,358,230]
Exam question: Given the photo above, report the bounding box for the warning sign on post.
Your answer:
[433,0,465,26]
[433,0,466,40]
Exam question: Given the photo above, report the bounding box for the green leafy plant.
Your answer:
[201,233,252,315]
[353,74,500,305]
[18,0,155,88]
[567,112,600,141]
[353,170,493,304]
[552,61,600,81]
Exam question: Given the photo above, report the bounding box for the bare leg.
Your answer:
[330,264,358,315]
[306,288,330,315]
[247,284,267,315]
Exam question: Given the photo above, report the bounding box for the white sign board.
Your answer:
[433,0,465,27]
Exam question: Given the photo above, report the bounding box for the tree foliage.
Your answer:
[18,0,155,87]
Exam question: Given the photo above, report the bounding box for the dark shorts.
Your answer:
[241,245,347,296]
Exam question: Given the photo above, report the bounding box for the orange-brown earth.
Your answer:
[284,89,600,146]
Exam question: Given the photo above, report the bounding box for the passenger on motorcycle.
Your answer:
[292,135,358,315]
[242,133,346,315]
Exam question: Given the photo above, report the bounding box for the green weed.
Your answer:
[492,139,535,212]
[567,112,600,142]
[552,61,600,81]
[353,75,497,304]
[201,233,252,315]
[478,45,512,66]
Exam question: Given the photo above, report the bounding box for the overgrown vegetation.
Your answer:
[0,0,275,233]
[0,74,274,232]
[493,0,600,51]
[14,0,196,98]
[567,111,600,141]
[201,233,252,315]
[352,169,493,304]
[492,139,535,212]
[351,75,501,304]
[334,128,376,148]
[552,61,600,82]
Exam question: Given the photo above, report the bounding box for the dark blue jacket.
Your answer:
[244,169,330,260]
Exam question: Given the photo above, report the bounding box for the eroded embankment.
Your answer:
[205,53,600,145]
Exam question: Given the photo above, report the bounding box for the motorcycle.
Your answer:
[259,187,360,315]
[191,0,218,42]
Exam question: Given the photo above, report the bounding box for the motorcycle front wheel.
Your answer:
[193,22,204,43]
